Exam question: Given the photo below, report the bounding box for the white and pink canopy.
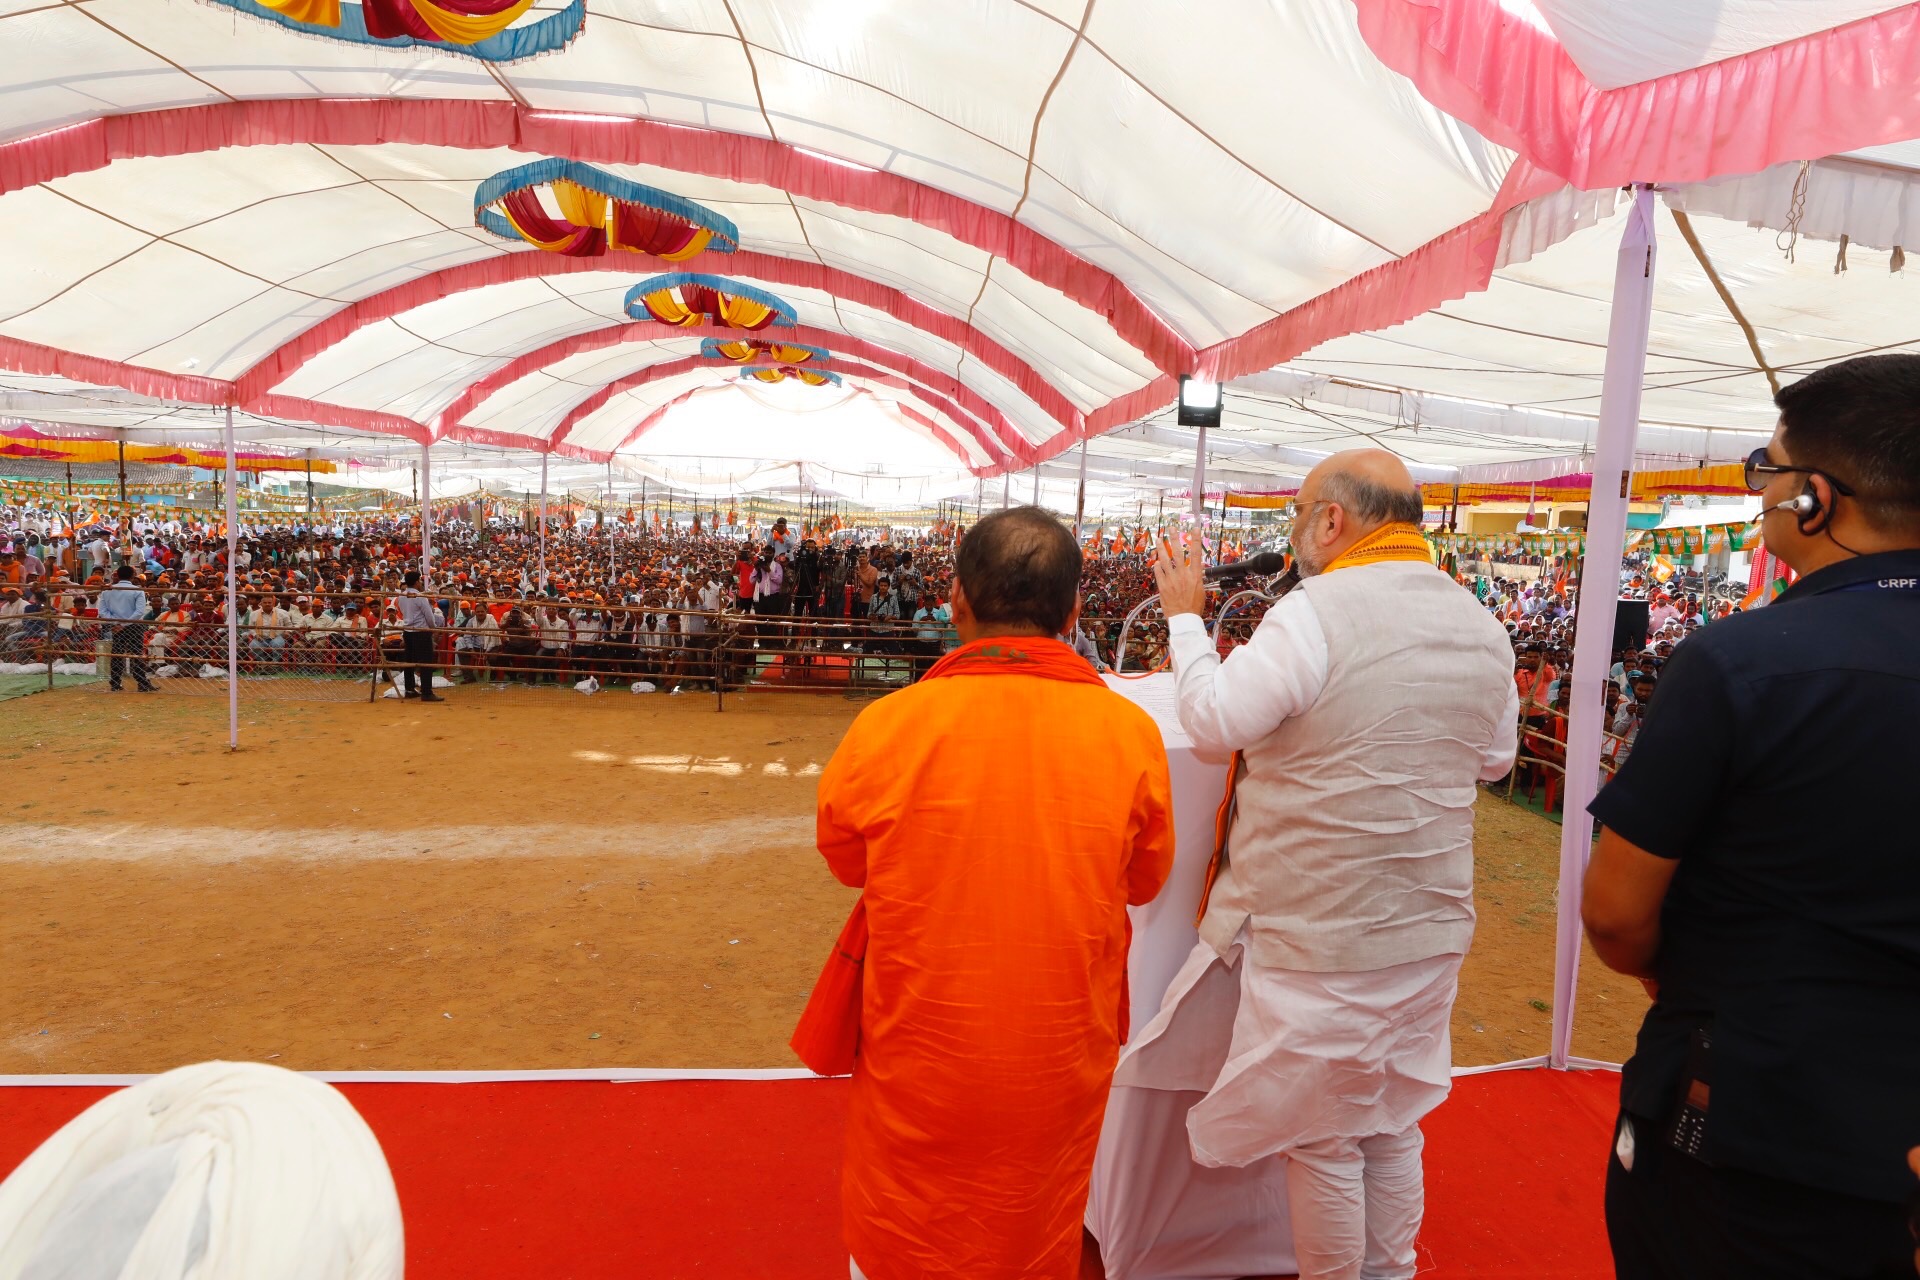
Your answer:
[2,0,1919,505]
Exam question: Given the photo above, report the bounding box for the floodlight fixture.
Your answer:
[1177,374,1223,428]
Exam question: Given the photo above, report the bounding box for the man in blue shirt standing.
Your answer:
[1584,353,1920,1279]
[395,570,444,702]
[95,565,155,693]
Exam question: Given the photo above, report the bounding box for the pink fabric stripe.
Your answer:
[246,248,1084,437]
[439,423,613,462]
[247,394,432,444]
[0,334,238,407]
[1085,373,1180,438]
[1186,159,1565,392]
[0,99,1188,377]
[609,382,983,476]
[553,348,1020,466]
[0,423,117,441]
[812,360,996,474]
[680,361,987,474]
[887,402,974,468]
[403,260,1067,450]
[492,322,1026,464]
[609,398,682,455]
[1352,0,1920,189]
[0,335,438,446]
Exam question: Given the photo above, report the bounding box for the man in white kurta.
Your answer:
[1132,450,1518,1280]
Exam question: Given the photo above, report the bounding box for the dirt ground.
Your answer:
[0,686,1643,1074]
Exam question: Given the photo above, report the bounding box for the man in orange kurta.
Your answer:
[816,507,1175,1280]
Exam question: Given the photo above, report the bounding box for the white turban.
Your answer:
[0,1061,403,1280]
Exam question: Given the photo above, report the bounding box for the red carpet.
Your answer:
[0,1068,1618,1278]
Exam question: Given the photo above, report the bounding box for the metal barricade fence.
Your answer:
[10,594,1187,707]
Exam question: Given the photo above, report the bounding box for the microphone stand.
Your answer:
[1113,592,1162,675]
[1113,564,1301,673]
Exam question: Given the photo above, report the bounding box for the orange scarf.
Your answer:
[922,635,1106,686]
[1321,521,1435,573]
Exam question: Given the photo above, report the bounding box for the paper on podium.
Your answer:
[1101,671,1192,749]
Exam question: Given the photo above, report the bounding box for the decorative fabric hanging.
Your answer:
[1230,464,1751,511]
[1428,521,1760,558]
[699,337,829,365]
[625,275,796,331]
[475,160,738,260]
[738,365,842,388]
[206,0,585,60]
[0,433,334,474]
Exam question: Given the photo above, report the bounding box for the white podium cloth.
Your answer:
[0,1061,403,1280]
[1089,675,1297,1280]
[1098,673,1230,1037]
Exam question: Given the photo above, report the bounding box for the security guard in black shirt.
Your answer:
[1584,353,1920,1279]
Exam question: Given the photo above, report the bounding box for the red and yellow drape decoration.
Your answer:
[700,337,829,365]
[266,0,532,42]
[624,275,796,332]
[0,433,336,474]
[739,365,842,388]
[475,160,739,261]
[218,0,586,55]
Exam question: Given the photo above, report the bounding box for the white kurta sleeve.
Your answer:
[1166,591,1330,759]
[1481,679,1522,780]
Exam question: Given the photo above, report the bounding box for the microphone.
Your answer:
[1204,550,1289,580]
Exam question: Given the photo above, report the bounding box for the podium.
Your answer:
[1087,673,1298,1280]
[1098,672,1229,1034]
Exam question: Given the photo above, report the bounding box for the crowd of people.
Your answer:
[0,505,1206,686]
[1466,553,1742,795]
[0,502,1745,736]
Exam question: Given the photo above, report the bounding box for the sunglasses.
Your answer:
[1743,446,1856,497]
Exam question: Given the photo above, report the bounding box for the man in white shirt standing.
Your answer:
[1134,449,1519,1280]
[694,575,723,634]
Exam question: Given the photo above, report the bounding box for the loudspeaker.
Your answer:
[1613,599,1649,653]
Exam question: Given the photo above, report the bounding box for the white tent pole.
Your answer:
[419,441,433,589]
[1032,466,1041,507]
[537,451,549,591]
[1550,183,1657,1069]
[223,405,238,752]
[1001,472,1010,509]
[1073,438,1088,542]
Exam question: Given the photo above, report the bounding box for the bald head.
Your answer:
[1293,449,1423,575]
[1304,450,1421,523]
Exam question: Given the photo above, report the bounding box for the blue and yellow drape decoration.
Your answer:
[738,365,842,388]
[699,337,829,365]
[624,275,796,331]
[208,0,585,60]
[474,159,740,260]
